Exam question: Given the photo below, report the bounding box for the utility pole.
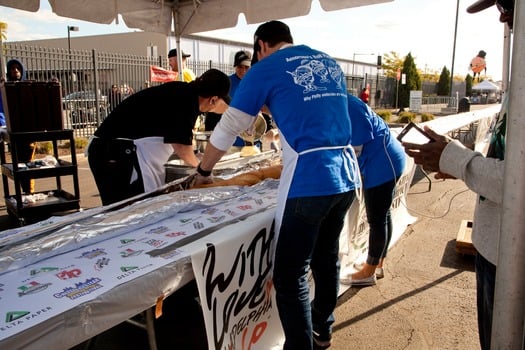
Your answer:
[67,26,79,93]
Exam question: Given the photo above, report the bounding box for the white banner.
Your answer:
[191,157,419,349]
[191,210,284,350]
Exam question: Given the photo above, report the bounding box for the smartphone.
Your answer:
[396,122,434,144]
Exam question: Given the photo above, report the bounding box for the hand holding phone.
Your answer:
[397,122,434,144]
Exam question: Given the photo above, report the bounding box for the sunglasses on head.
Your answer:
[496,0,513,14]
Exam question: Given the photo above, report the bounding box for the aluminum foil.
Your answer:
[0,181,275,276]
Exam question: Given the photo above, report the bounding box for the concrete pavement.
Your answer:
[330,169,479,349]
[0,156,480,349]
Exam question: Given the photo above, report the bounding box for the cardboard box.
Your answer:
[456,219,477,255]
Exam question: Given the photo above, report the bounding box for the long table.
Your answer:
[5,107,502,349]
[0,180,280,349]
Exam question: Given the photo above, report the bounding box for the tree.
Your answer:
[465,74,473,97]
[0,22,7,41]
[397,52,421,109]
[381,51,404,78]
[437,66,451,96]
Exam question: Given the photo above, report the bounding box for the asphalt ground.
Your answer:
[0,155,480,349]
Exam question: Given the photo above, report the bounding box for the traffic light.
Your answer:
[377,55,382,69]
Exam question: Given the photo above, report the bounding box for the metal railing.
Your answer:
[2,43,237,138]
[2,42,412,138]
[420,96,458,114]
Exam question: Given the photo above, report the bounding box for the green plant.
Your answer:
[75,137,89,150]
[398,52,421,108]
[60,137,89,150]
[397,111,417,123]
[437,66,451,96]
[35,141,53,154]
[375,109,392,122]
[420,113,435,122]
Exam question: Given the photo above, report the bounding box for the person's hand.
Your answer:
[193,173,214,187]
[402,126,451,174]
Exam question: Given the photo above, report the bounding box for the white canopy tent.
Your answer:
[0,0,524,347]
[0,0,390,80]
[472,79,501,91]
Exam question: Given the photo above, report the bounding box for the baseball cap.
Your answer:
[234,50,252,67]
[252,20,294,65]
[467,0,513,13]
[168,48,191,58]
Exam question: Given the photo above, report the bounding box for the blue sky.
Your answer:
[0,0,507,80]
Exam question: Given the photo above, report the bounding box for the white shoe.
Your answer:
[340,274,377,286]
[354,262,385,279]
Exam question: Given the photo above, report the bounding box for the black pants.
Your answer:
[88,137,144,206]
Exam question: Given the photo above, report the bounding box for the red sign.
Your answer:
[149,65,177,82]
[396,68,401,81]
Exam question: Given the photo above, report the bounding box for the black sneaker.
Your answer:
[313,330,332,348]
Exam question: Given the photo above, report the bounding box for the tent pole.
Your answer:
[492,0,525,347]
[172,7,184,82]
[502,24,512,92]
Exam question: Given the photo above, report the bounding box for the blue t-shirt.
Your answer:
[229,73,245,147]
[0,98,6,127]
[231,45,356,197]
[229,73,242,98]
[348,94,406,188]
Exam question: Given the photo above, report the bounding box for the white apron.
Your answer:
[274,135,359,237]
[134,137,174,193]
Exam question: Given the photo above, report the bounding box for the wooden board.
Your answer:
[456,219,477,255]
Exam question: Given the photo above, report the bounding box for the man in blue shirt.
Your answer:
[230,50,252,147]
[196,20,358,349]
[229,50,252,97]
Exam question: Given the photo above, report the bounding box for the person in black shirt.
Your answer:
[87,68,230,205]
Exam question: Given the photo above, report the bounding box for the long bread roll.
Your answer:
[192,164,282,188]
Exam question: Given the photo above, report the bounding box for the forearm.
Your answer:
[209,107,255,150]
[172,144,199,167]
[201,107,256,172]
[199,142,226,172]
[440,140,504,203]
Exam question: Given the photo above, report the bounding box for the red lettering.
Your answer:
[244,322,267,350]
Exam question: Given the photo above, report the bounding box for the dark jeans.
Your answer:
[273,191,355,349]
[363,178,398,265]
[475,253,496,350]
[88,137,144,206]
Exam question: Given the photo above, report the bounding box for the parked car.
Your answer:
[62,91,108,128]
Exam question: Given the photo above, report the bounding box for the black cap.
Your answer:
[252,20,293,66]
[467,0,496,13]
[234,50,252,67]
[466,0,513,13]
[168,48,191,58]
